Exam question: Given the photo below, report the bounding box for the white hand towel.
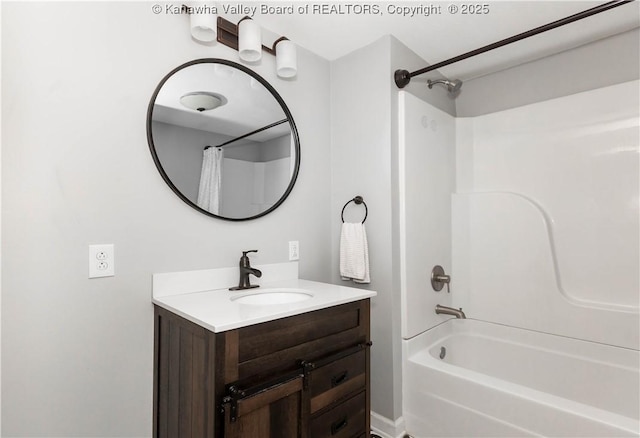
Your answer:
[340,222,370,284]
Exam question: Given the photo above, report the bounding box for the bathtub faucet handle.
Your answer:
[431,265,451,293]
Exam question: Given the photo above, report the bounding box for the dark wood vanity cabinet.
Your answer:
[153,299,371,438]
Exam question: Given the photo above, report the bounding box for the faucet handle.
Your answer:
[439,277,451,293]
[242,250,258,257]
[431,265,451,293]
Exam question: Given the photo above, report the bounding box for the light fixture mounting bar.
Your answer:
[217,16,276,56]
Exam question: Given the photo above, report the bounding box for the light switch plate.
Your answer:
[89,244,114,278]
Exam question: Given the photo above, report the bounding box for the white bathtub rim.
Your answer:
[420,320,639,375]
[408,348,639,434]
[405,320,640,436]
[404,319,640,434]
[407,317,640,358]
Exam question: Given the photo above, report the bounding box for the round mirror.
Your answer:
[147,59,300,221]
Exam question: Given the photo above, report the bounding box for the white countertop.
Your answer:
[152,277,376,333]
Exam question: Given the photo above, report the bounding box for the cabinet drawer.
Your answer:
[308,348,366,414]
[234,301,369,381]
[310,391,366,438]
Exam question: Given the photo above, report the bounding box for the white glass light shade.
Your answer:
[275,39,297,78]
[180,92,225,112]
[190,11,217,42]
[238,18,262,62]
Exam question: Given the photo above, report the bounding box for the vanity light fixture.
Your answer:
[179,91,226,112]
[182,7,298,78]
[216,16,298,78]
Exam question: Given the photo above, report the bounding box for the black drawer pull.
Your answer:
[331,370,349,387]
[331,416,348,435]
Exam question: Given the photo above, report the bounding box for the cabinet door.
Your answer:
[223,375,304,438]
[154,306,216,438]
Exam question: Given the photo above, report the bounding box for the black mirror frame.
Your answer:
[146,58,301,221]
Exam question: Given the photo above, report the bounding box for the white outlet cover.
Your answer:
[288,241,299,261]
[89,244,114,278]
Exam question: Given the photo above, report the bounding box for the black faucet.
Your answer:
[229,250,262,291]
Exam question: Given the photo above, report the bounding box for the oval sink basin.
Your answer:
[231,288,314,305]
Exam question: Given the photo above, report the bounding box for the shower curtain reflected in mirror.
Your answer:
[197,147,223,214]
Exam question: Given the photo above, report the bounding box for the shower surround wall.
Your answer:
[398,91,456,339]
[399,81,639,437]
[453,80,640,349]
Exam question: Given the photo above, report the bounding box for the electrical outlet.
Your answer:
[289,241,299,261]
[89,244,114,278]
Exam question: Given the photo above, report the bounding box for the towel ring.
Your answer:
[341,196,368,224]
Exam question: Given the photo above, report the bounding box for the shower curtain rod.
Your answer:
[204,118,288,149]
[394,0,634,88]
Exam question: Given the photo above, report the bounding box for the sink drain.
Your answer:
[439,346,446,359]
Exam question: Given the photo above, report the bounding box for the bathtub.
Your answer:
[402,319,640,437]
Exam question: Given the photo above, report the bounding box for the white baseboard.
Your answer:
[371,411,406,438]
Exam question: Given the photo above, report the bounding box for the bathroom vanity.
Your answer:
[152,264,375,438]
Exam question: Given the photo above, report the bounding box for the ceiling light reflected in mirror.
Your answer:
[179,91,227,112]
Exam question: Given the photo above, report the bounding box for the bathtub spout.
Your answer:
[435,304,466,319]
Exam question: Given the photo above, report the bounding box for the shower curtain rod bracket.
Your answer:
[394,70,411,88]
